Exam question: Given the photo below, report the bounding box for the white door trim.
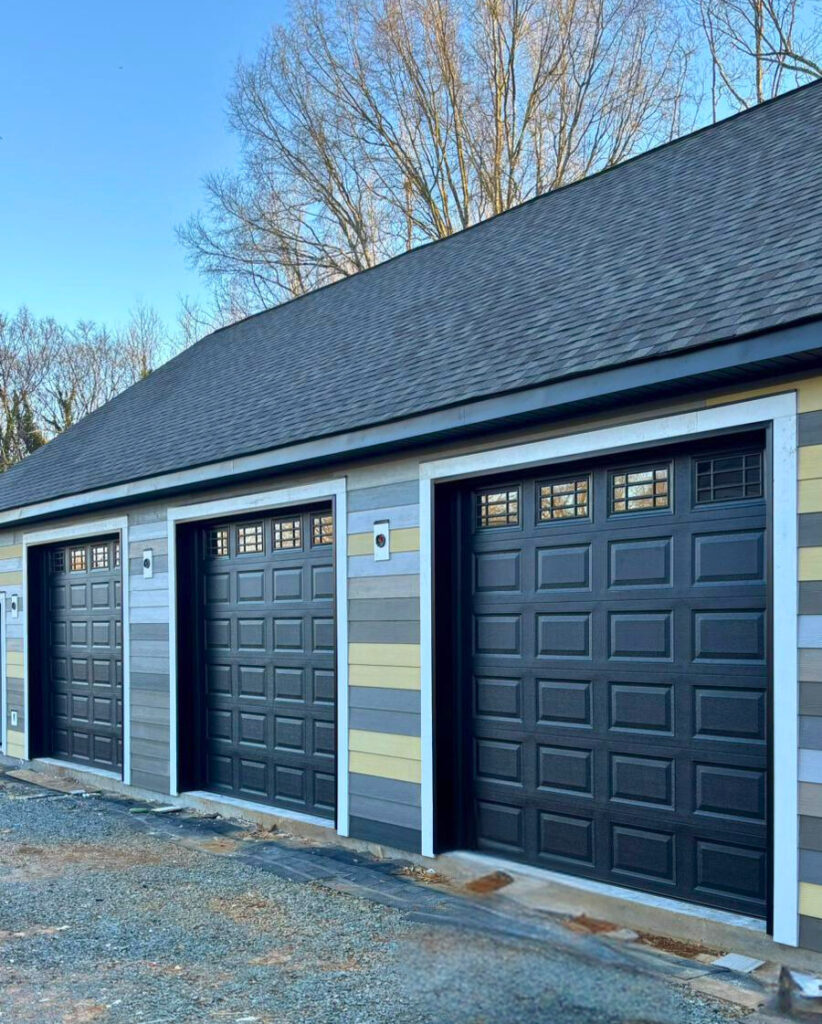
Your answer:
[419,393,799,946]
[22,516,131,783]
[166,478,350,836]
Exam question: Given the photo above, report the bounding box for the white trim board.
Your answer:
[0,593,6,751]
[166,478,350,837]
[22,516,131,783]
[419,393,799,947]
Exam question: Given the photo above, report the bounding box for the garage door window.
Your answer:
[91,543,109,570]
[273,516,302,550]
[70,546,87,571]
[208,526,229,558]
[694,451,762,504]
[51,549,65,574]
[610,465,670,514]
[538,477,589,521]
[237,522,263,554]
[311,511,334,545]
[476,487,520,529]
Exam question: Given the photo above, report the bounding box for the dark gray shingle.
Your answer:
[3,82,822,513]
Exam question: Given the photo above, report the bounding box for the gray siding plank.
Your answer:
[350,793,421,830]
[801,650,822,683]
[349,707,420,736]
[349,772,421,805]
[348,575,420,599]
[130,769,170,794]
[347,480,419,512]
[801,849,822,884]
[349,687,420,713]
[131,623,169,641]
[349,620,420,645]
[800,513,822,548]
[130,672,170,691]
[800,683,822,716]
[348,598,419,622]
[130,555,169,575]
[348,504,419,533]
[801,814,822,851]
[801,716,822,749]
[799,410,822,447]
[801,583,822,616]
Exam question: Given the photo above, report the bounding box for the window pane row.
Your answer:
[695,452,762,504]
[207,513,333,557]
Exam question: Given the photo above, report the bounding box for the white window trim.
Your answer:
[166,478,349,836]
[22,517,131,783]
[419,393,799,947]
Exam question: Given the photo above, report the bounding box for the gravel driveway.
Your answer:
[0,769,754,1024]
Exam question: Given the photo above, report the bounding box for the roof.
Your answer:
[4,81,822,514]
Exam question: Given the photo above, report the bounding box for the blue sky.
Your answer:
[0,1,285,328]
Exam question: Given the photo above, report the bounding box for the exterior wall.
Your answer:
[1,368,820,946]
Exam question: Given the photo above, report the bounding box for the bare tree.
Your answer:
[117,301,171,380]
[180,0,693,315]
[695,0,822,116]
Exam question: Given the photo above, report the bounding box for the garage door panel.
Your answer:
[199,506,336,818]
[463,442,769,914]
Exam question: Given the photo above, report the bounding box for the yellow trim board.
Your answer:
[349,663,420,690]
[800,882,822,920]
[799,445,822,481]
[348,527,420,557]
[800,480,822,514]
[349,729,421,761]
[800,548,822,582]
[349,751,421,784]
[349,642,420,668]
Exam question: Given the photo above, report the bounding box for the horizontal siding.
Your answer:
[348,504,419,533]
[348,575,420,599]
[348,527,419,557]
[349,643,420,667]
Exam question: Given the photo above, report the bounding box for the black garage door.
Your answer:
[463,440,769,916]
[197,506,336,818]
[45,537,123,773]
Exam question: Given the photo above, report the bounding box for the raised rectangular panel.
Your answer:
[538,745,592,794]
[51,656,69,682]
[695,764,766,821]
[206,618,231,650]
[272,567,302,601]
[694,611,765,662]
[92,696,111,724]
[612,825,675,882]
[206,663,232,695]
[313,669,336,705]
[694,531,765,584]
[207,708,232,741]
[611,754,673,807]
[71,731,91,760]
[312,617,335,652]
[91,621,111,648]
[311,565,334,600]
[537,614,591,659]
[70,693,89,721]
[475,800,524,852]
[205,573,230,604]
[275,715,305,752]
[695,841,766,903]
[238,618,266,650]
[71,657,89,682]
[694,688,765,741]
[536,545,590,591]
[92,734,114,766]
[52,692,68,718]
[610,683,673,733]
[314,772,336,811]
[475,614,521,656]
[475,676,522,720]
[539,811,594,864]
[537,679,591,727]
[70,584,88,609]
[274,765,306,803]
[609,612,672,660]
[239,711,267,746]
[237,570,265,602]
[92,659,112,684]
[474,550,521,593]
[238,758,267,796]
[50,585,67,610]
[208,754,233,789]
[274,667,305,701]
[91,582,111,607]
[273,618,302,652]
[609,537,671,588]
[69,621,86,646]
[314,719,336,757]
[238,664,266,698]
[476,738,522,783]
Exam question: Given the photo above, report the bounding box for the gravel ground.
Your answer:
[0,771,752,1024]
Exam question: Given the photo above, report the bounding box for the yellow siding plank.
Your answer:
[349,729,421,760]
[0,545,22,560]
[349,751,421,784]
[6,652,23,669]
[800,480,822,514]
[348,527,420,556]
[5,729,24,758]
[349,664,420,690]
[349,643,420,668]
[800,445,822,480]
[800,882,822,919]
[0,571,22,586]
[705,384,797,407]
[800,548,822,582]
[800,378,822,413]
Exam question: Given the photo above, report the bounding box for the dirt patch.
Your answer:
[6,769,94,795]
[0,924,69,942]
[396,864,452,887]
[195,836,241,855]
[63,1001,108,1024]
[637,933,724,960]
[208,891,291,929]
[0,841,173,882]
[563,914,622,935]
[464,870,514,894]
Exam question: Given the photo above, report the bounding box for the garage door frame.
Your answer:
[167,478,349,834]
[22,515,131,781]
[420,393,798,946]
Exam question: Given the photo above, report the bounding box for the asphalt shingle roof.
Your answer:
[3,82,822,514]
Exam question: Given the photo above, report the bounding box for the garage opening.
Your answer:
[435,433,771,919]
[28,535,123,774]
[175,503,337,820]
